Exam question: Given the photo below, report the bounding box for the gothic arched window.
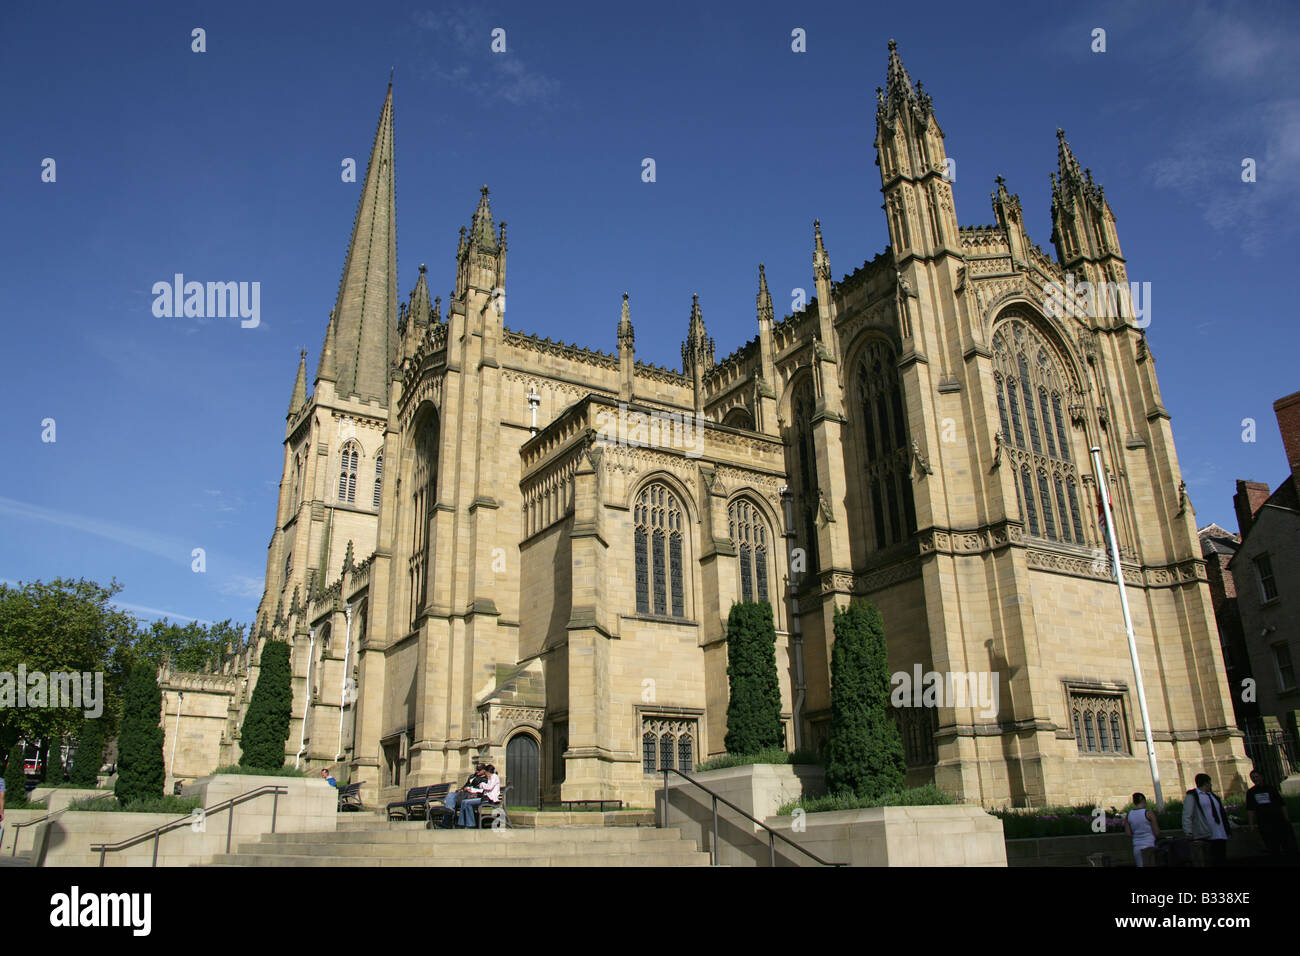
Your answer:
[992,318,1083,544]
[290,452,302,504]
[729,498,770,604]
[409,415,438,625]
[855,340,916,551]
[634,483,685,618]
[338,442,360,504]
[373,450,384,509]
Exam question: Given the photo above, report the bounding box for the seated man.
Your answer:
[320,768,337,787]
[458,764,500,829]
[439,766,485,828]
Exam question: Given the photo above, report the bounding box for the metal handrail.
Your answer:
[660,769,845,867]
[10,807,68,856]
[89,785,288,867]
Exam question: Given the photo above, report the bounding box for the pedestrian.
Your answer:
[1124,792,1160,866]
[1181,772,1231,866]
[320,768,337,787]
[1245,769,1296,857]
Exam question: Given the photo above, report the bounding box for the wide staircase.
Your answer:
[205,817,712,867]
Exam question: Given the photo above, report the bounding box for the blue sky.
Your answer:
[1,0,1297,628]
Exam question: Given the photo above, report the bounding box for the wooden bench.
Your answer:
[386,783,453,821]
[337,782,365,812]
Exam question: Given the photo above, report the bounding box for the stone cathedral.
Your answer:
[165,42,1249,810]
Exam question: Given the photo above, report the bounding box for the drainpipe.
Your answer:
[294,625,317,769]
[779,486,806,751]
[336,602,355,762]
[169,691,184,782]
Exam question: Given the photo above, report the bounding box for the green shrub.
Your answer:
[779,784,955,815]
[3,739,28,806]
[114,662,165,807]
[69,793,200,814]
[723,602,783,756]
[694,747,823,773]
[824,601,905,801]
[239,640,292,770]
[70,718,106,787]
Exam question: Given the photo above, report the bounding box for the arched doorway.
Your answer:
[506,733,540,808]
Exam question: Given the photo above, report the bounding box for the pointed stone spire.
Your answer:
[813,220,831,281]
[470,185,497,251]
[681,294,715,373]
[317,310,337,381]
[432,295,442,323]
[1050,128,1119,265]
[756,263,774,324]
[618,292,634,350]
[342,539,355,575]
[409,264,432,328]
[287,349,308,418]
[878,39,931,125]
[328,83,398,405]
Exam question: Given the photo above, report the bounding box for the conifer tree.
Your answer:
[114,662,165,806]
[824,601,906,800]
[71,718,105,787]
[239,640,292,770]
[3,731,27,804]
[723,602,784,755]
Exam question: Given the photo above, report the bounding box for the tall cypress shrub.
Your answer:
[71,718,105,787]
[239,640,292,770]
[114,662,165,806]
[723,601,784,755]
[4,732,27,804]
[824,601,905,800]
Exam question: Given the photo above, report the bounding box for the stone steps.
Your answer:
[205,824,712,867]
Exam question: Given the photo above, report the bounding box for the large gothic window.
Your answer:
[634,483,685,618]
[790,379,820,580]
[728,499,770,604]
[409,416,438,625]
[856,341,916,551]
[338,442,360,504]
[993,319,1083,545]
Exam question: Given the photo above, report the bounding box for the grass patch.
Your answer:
[213,764,312,777]
[694,748,823,773]
[778,784,955,815]
[68,793,202,814]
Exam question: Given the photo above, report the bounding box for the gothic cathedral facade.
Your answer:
[225,42,1247,810]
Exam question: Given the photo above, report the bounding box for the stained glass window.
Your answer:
[856,341,915,553]
[635,484,685,618]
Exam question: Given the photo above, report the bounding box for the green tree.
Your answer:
[131,618,244,673]
[723,602,784,755]
[114,662,165,806]
[71,717,106,787]
[239,640,292,770]
[824,601,905,800]
[0,578,137,745]
[3,728,27,804]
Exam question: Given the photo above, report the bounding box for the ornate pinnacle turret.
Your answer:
[432,295,442,323]
[813,220,831,282]
[756,264,774,325]
[681,294,715,373]
[617,292,634,350]
[407,264,432,329]
[470,185,497,251]
[317,309,337,381]
[877,39,932,126]
[342,539,355,574]
[287,349,308,418]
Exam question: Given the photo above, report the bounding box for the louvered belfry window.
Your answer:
[338,443,360,504]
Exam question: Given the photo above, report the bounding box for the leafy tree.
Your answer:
[114,662,165,806]
[0,578,136,744]
[239,640,292,770]
[3,728,27,803]
[131,618,244,673]
[71,717,106,787]
[824,601,906,800]
[724,602,784,755]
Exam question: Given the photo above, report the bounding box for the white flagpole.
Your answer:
[1091,446,1163,810]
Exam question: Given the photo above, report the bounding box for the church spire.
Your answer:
[409,264,432,328]
[328,83,398,405]
[1050,128,1122,266]
[317,309,337,381]
[456,186,506,296]
[682,294,714,415]
[287,349,307,419]
[756,262,774,325]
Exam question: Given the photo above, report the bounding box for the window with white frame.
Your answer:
[1273,643,1296,691]
[1255,553,1279,602]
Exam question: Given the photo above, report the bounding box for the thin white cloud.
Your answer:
[0,495,190,566]
[412,7,560,106]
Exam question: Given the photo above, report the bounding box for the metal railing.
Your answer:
[89,785,288,867]
[10,807,67,857]
[660,769,845,867]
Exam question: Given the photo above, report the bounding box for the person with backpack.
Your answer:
[1181,772,1231,866]
[1124,792,1160,866]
